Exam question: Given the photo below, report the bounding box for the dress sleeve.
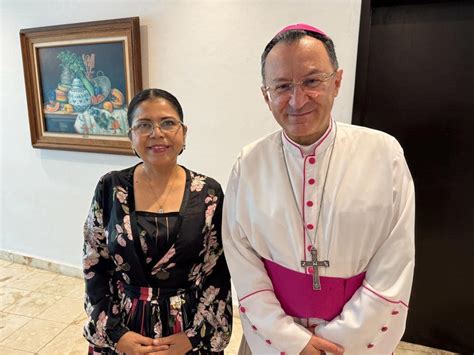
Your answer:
[315,142,415,354]
[222,159,313,354]
[185,186,233,353]
[83,177,129,349]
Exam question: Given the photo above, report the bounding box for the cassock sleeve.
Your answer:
[222,157,313,354]
[315,141,415,354]
[185,186,233,352]
[83,177,128,349]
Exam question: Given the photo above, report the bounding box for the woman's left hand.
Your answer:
[151,332,193,354]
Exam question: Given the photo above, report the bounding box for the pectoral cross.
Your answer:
[301,247,330,290]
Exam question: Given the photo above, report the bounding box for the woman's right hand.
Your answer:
[116,331,170,354]
[300,335,344,355]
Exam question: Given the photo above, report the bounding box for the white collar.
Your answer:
[281,119,336,158]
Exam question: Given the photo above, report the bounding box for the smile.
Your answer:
[288,110,315,118]
[147,144,169,153]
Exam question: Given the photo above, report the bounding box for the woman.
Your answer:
[83,89,232,354]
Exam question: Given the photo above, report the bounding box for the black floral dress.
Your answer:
[83,164,232,354]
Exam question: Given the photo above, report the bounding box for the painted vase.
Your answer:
[68,78,91,113]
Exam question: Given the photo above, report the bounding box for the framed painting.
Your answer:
[20,17,142,155]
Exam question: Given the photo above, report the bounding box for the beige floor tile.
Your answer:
[0,318,67,352]
[396,341,458,354]
[7,271,58,292]
[64,280,85,299]
[2,291,61,317]
[0,268,25,287]
[37,323,89,354]
[0,312,32,342]
[0,260,12,267]
[71,311,88,326]
[0,345,34,354]
[36,296,84,323]
[0,287,31,312]
[35,274,83,296]
[227,316,242,354]
[5,264,40,273]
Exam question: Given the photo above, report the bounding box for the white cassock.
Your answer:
[222,119,415,355]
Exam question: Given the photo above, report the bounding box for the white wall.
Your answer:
[0,0,361,269]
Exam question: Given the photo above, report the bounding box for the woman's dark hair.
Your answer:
[127,88,184,128]
[261,30,339,83]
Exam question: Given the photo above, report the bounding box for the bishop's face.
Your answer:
[262,36,343,145]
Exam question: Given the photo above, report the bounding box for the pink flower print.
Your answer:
[123,215,132,240]
[202,253,218,274]
[122,273,131,284]
[99,248,109,259]
[115,186,128,203]
[117,235,126,247]
[217,300,226,317]
[205,203,217,226]
[115,254,124,265]
[210,331,230,352]
[151,245,176,276]
[123,298,132,313]
[84,271,95,280]
[83,245,100,269]
[201,286,220,306]
[154,321,163,338]
[112,304,120,315]
[190,174,206,192]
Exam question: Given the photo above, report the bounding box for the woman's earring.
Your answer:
[132,147,141,159]
[179,143,186,155]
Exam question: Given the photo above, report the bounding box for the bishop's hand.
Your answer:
[300,335,344,355]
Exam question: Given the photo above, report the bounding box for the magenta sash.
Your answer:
[263,258,365,320]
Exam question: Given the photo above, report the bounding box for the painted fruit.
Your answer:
[44,101,60,112]
[103,101,114,112]
[110,89,125,108]
[64,104,74,113]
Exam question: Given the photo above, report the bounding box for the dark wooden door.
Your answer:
[353,1,474,353]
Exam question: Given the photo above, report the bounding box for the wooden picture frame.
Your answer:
[20,17,142,155]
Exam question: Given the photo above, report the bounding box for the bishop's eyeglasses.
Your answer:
[129,118,184,136]
[263,71,337,101]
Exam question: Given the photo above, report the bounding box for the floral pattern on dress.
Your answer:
[83,166,232,354]
[190,171,206,192]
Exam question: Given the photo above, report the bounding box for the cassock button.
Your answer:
[307,245,313,252]
[367,344,374,349]
[308,178,316,185]
[381,326,388,332]
[308,267,314,274]
[307,224,314,230]
[391,310,399,315]
[309,157,316,164]
[306,200,314,207]
[240,306,246,313]
[251,325,257,331]
[280,352,286,355]
[266,339,272,345]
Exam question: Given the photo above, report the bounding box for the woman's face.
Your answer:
[129,98,186,167]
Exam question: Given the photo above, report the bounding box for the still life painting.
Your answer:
[20,17,142,155]
[41,44,128,136]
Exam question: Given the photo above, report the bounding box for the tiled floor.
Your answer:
[0,260,456,354]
